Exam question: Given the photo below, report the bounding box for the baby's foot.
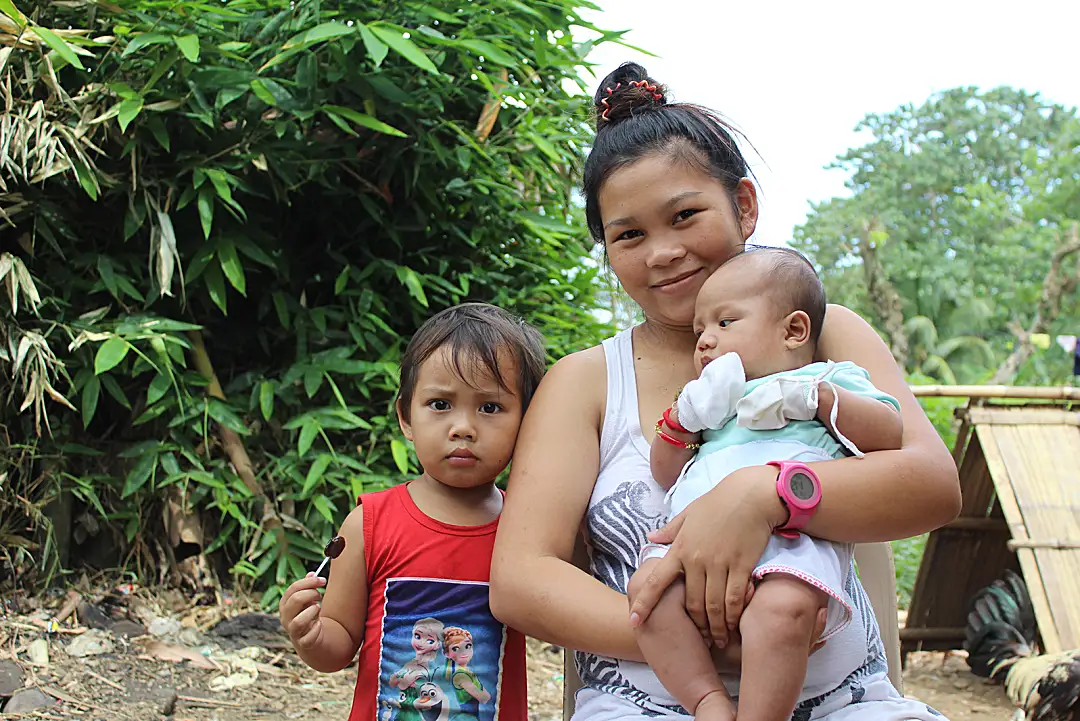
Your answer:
[694,690,736,721]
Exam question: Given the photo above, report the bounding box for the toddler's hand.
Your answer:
[279,573,328,650]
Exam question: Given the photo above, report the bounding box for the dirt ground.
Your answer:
[0,587,1016,720]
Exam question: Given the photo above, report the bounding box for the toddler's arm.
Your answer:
[817,383,903,453]
[279,504,367,672]
[650,404,701,490]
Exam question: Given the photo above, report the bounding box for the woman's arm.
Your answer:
[490,348,648,662]
[816,384,903,454]
[628,305,961,642]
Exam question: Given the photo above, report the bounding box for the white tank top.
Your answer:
[572,329,894,721]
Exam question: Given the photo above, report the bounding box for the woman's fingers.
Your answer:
[723,565,752,632]
[698,565,726,646]
[646,513,685,545]
[628,554,682,627]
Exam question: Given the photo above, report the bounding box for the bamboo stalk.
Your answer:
[910,385,1080,400]
[1007,538,1080,551]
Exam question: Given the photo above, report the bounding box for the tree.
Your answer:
[0,0,621,598]
[793,87,1080,385]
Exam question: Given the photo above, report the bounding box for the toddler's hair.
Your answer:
[732,246,826,344]
[397,303,546,423]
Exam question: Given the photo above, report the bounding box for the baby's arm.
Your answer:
[279,504,367,672]
[650,404,702,490]
[817,383,903,453]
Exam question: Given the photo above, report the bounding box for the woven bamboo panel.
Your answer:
[903,403,1080,659]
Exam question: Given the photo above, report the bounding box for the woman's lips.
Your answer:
[652,268,702,293]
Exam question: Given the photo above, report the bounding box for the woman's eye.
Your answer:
[674,208,699,223]
[428,399,450,411]
[480,402,501,414]
[612,228,643,242]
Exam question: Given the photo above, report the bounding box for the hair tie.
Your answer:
[600,82,622,121]
[629,79,664,101]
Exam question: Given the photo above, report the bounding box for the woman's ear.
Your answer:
[784,310,813,349]
[396,399,414,442]
[735,178,759,241]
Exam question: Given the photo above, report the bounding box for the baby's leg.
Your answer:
[737,575,828,721]
[628,559,735,721]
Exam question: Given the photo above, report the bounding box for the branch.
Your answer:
[990,223,1080,384]
[858,218,909,368]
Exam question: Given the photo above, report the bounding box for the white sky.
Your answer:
[581,0,1080,246]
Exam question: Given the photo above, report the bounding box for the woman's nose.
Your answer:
[645,232,687,268]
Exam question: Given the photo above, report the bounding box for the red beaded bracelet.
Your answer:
[662,406,690,434]
[653,419,701,451]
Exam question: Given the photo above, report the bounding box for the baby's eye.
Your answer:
[428,399,450,411]
[480,402,501,414]
[674,208,700,223]
[718,319,733,328]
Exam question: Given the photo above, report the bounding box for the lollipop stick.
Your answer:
[313,556,330,578]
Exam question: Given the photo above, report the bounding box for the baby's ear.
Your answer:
[783,311,813,349]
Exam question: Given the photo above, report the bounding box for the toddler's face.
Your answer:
[692,262,789,380]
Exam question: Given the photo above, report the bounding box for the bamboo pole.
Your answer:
[909,385,1080,401]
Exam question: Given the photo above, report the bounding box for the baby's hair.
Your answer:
[397,303,547,424]
[728,246,826,344]
[413,617,445,638]
[442,626,473,653]
[583,62,757,243]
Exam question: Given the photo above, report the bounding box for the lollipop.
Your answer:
[314,535,346,578]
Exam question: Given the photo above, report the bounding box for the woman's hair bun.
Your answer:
[592,62,667,131]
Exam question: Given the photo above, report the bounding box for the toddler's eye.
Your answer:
[674,209,699,223]
[428,399,450,411]
[480,402,501,414]
[719,319,733,328]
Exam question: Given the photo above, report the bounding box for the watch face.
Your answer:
[789,472,816,501]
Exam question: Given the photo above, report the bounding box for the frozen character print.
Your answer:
[414,681,454,721]
[442,627,490,721]
[389,618,446,721]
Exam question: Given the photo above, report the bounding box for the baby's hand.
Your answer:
[279,574,327,650]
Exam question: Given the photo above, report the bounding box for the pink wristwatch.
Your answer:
[767,460,821,539]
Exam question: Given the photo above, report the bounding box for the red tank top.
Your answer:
[348,483,527,721]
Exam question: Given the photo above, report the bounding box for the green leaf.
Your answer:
[312,495,336,525]
[217,238,246,295]
[302,454,332,496]
[34,26,85,70]
[303,366,323,397]
[334,265,350,295]
[207,398,249,434]
[147,373,170,405]
[259,381,275,420]
[81,375,100,428]
[282,21,355,50]
[390,438,409,475]
[174,34,200,62]
[369,23,438,74]
[395,266,428,307]
[122,453,158,498]
[357,23,388,66]
[95,337,129,374]
[457,39,516,67]
[205,259,228,314]
[117,98,143,133]
[100,374,130,409]
[122,32,172,57]
[298,419,319,456]
[322,105,407,137]
[250,78,276,105]
[146,115,170,151]
[272,292,290,330]
[0,0,28,28]
[197,186,214,239]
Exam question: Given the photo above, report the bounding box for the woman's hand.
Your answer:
[628,465,786,647]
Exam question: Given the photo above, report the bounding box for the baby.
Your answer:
[627,248,904,721]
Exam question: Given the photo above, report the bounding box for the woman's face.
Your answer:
[599,152,758,328]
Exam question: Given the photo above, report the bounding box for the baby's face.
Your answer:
[692,263,789,380]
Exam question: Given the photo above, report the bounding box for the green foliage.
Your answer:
[794,87,1080,385]
[0,0,618,598]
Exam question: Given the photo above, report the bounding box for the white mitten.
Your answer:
[675,352,746,432]
[736,375,819,430]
